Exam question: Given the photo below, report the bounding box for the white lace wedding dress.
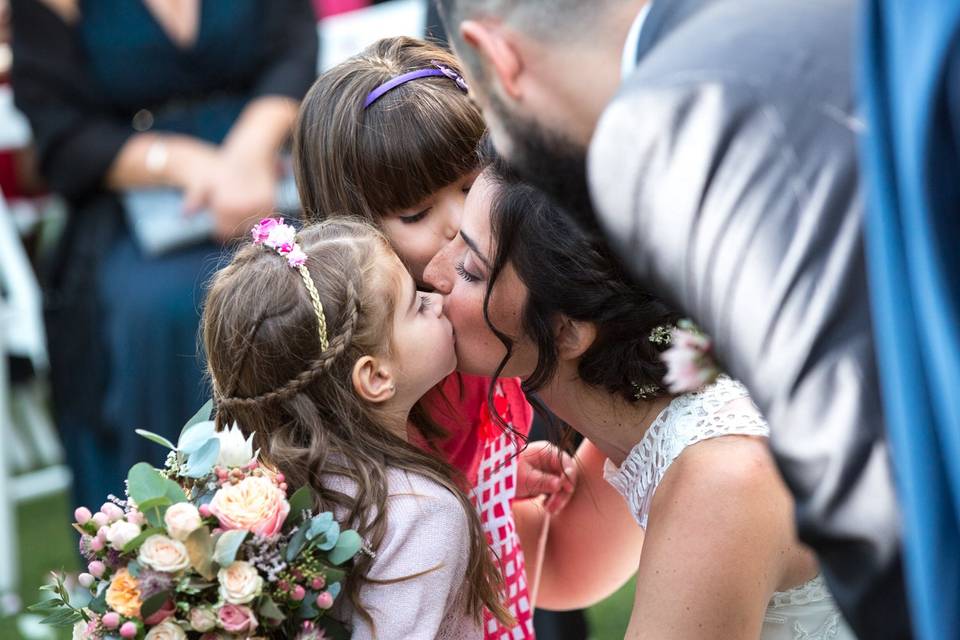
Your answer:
[603,376,855,639]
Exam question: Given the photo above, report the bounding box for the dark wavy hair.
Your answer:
[482,153,680,409]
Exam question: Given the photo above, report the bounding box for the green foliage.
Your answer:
[213,529,248,566]
[328,530,362,566]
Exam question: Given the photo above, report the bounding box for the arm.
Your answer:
[518,440,644,610]
[625,435,795,639]
[350,479,477,640]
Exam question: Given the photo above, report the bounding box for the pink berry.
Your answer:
[88,560,106,578]
[89,536,105,552]
[120,621,137,638]
[311,577,325,590]
[74,507,92,525]
[291,585,306,601]
[92,512,109,528]
[101,503,123,521]
[199,504,212,518]
[315,591,334,610]
[275,473,285,484]
[101,612,120,629]
[78,573,94,588]
[127,511,145,526]
[279,482,288,491]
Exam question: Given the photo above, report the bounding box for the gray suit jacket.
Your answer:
[588,0,909,636]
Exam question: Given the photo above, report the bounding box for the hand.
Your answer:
[163,137,220,213]
[517,441,577,515]
[206,152,279,241]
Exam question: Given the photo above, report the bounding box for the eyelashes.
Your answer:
[455,260,480,283]
[400,209,429,224]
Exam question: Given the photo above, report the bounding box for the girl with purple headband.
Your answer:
[293,36,556,639]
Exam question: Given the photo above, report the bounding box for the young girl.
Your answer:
[202,216,512,638]
[293,37,552,639]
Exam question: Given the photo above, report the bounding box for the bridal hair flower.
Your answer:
[660,319,721,394]
[251,217,327,351]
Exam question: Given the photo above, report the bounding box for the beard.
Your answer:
[489,92,603,238]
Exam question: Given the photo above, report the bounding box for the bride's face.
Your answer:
[422,172,539,378]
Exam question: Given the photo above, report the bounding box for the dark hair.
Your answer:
[482,155,680,405]
[293,36,485,223]
[203,218,511,627]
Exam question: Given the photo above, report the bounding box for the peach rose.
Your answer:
[217,561,263,605]
[105,568,142,618]
[208,476,289,537]
[144,620,187,640]
[217,604,258,635]
[139,534,191,573]
[163,503,202,541]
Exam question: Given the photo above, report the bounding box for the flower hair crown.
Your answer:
[251,217,329,351]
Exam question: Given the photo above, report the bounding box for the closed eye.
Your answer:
[400,208,430,224]
[455,260,480,283]
[418,293,433,312]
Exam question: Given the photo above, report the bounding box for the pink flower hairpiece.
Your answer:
[251,217,307,267]
[660,319,720,394]
[250,217,328,351]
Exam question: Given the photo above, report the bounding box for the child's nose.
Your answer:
[423,245,453,294]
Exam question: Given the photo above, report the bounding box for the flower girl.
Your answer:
[201,217,511,638]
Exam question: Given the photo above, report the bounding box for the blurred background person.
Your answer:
[9,0,317,513]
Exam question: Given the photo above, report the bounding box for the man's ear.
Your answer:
[460,19,523,99]
[555,316,597,361]
[351,356,397,404]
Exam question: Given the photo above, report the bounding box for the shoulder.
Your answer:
[379,469,470,542]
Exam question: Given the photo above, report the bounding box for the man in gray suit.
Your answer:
[435,0,911,636]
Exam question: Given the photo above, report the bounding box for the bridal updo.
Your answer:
[482,152,681,406]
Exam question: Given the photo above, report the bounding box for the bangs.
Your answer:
[358,81,485,214]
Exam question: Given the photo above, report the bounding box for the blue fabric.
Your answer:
[860,2,960,638]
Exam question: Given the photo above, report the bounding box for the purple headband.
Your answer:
[363,62,469,109]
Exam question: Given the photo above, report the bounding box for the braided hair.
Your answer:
[202,218,511,627]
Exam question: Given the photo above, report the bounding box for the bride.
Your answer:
[423,152,855,639]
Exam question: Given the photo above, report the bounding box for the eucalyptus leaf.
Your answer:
[186,526,216,580]
[328,529,362,566]
[87,588,107,614]
[184,398,214,431]
[127,462,167,504]
[326,581,342,601]
[258,596,286,625]
[297,592,319,619]
[135,496,172,513]
[306,512,334,540]
[320,617,352,640]
[178,419,217,456]
[134,429,176,450]
[127,560,142,578]
[213,529,248,566]
[284,485,314,528]
[163,478,188,504]
[122,527,165,554]
[285,524,309,562]
[321,565,346,586]
[140,590,171,620]
[182,438,220,478]
[314,522,339,551]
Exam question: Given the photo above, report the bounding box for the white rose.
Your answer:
[163,503,202,541]
[217,561,263,604]
[105,519,141,551]
[144,620,187,640]
[213,422,256,469]
[187,606,217,632]
[139,534,191,573]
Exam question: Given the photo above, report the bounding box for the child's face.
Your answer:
[383,252,457,402]
[379,171,478,285]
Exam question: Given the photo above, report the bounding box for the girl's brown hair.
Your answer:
[293,36,485,222]
[202,218,510,627]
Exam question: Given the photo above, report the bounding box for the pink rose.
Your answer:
[218,604,258,634]
[286,246,307,267]
[661,323,720,394]
[209,476,289,537]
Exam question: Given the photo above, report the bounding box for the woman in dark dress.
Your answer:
[10,0,317,510]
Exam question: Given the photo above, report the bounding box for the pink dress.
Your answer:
[424,375,536,640]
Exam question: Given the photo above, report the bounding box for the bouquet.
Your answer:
[32,401,361,640]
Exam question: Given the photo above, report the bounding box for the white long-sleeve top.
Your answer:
[328,468,482,640]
